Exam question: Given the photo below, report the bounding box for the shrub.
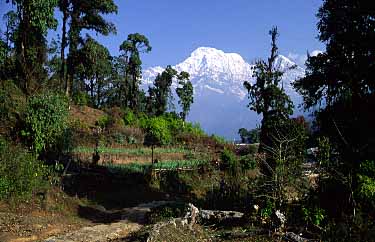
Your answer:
[96,115,110,129]
[239,154,257,170]
[0,80,26,132]
[72,91,89,106]
[0,137,51,201]
[212,134,227,145]
[144,116,172,146]
[357,160,375,202]
[22,92,69,156]
[184,122,205,136]
[123,109,137,126]
[220,148,239,173]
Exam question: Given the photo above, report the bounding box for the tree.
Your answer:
[148,66,177,116]
[119,33,152,110]
[107,55,128,107]
[0,11,18,81]
[238,127,260,144]
[238,128,250,143]
[244,27,294,168]
[22,92,69,156]
[75,37,112,108]
[143,116,172,163]
[58,0,69,84]
[176,71,194,121]
[65,0,118,96]
[293,0,375,218]
[7,0,58,94]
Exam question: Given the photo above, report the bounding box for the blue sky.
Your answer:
[0,0,324,68]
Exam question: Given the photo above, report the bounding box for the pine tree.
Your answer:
[244,27,294,168]
[119,33,152,110]
[176,72,193,121]
[65,0,118,96]
[8,0,58,94]
[75,37,112,108]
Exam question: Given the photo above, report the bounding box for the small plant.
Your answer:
[260,199,274,222]
[302,206,326,227]
[357,160,375,201]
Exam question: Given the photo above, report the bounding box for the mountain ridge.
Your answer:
[142,47,306,139]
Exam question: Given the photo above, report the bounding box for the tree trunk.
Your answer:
[60,0,68,90]
[151,145,154,164]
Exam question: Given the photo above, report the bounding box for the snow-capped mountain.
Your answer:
[142,47,305,139]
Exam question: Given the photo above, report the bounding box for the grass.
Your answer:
[72,146,189,155]
[104,159,209,175]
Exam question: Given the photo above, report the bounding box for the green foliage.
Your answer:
[119,33,151,110]
[183,122,205,137]
[0,137,51,200]
[260,199,275,220]
[211,134,227,145]
[96,115,110,129]
[72,146,189,155]
[123,109,137,126]
[176,72,193,120]
[66,0,118,96]
[317,136,331,166]
[302,206,326,227]
[22,92,69,155]
[147,66,177,116]
[144,116,172,146]
[9,0,58,92]
[244,27,294,156]
[239,154,257,170]
[357,160,375,201]
[220,148,239,174]
[238,127,260,144]
[0,80,26,127]
[72,91,89,106]
[106,159,209,175]
[75,37,112,108]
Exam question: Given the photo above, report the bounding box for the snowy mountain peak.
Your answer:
[174,47,251,78]
[142,47,306,139]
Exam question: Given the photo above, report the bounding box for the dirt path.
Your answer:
[44,201,171,242]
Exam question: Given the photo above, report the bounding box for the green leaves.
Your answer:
[119,33,152,110]
[176,72,193,121]
[75,37,112,107]
[23,92,69,155]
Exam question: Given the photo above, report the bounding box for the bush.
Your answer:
[0,80,26,133]
[144,116,172,146]
[220,148,239,173]
[212,134,227,145]
[0,137,51,201]
[22,92,69,155]
[358,160,375,202]
[123,109,137,126]
[72,91,89,106]
[96,115,110,129]
[239,154,257,170]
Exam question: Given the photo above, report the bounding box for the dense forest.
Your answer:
[0,0,375,241]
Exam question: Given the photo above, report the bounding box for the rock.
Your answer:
[284,232,308,242]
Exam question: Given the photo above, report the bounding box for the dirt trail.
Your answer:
[44,201,171,242]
